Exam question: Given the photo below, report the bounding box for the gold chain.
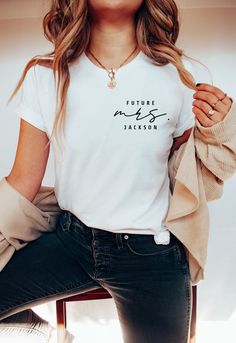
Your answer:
[87,45,138,89]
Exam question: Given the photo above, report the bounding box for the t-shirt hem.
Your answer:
[15,103,47,133]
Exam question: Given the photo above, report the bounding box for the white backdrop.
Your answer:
[0,1,236,342]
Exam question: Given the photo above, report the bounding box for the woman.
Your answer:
[0,0,234,342]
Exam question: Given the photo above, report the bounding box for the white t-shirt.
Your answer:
[15,51,195,245]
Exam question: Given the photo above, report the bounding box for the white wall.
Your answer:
[0,1,236,336]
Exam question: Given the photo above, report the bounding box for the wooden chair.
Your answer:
[190,285,197,343]
[56,287,112,329]
[56,285,197,342]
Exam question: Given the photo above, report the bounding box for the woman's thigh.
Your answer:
[92,229,192,343]
[0,212,100,321]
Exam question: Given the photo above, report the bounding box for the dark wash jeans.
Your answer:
[0,210,192,343]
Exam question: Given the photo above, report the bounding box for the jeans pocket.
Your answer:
[125,233,178,257]
[174,240,191,276]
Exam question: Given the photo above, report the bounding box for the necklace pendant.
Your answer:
[108,78,117,89]
[107,68,117,89]
[108,68,116,79]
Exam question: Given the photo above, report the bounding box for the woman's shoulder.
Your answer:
[27,59,56,91]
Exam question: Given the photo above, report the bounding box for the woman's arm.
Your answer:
[5,118,50,202]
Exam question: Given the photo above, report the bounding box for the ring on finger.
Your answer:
[211,99,220,108]
[220,93,227,101]
[211,102,218,109]
[211,93,227,108]
[207,108,215,116]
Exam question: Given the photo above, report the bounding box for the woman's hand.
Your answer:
[192,83,233,127]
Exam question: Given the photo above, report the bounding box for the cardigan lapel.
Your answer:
[165,130,200,223]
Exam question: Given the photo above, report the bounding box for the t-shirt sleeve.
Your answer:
[173,85,196,138]
[14,65,47,132]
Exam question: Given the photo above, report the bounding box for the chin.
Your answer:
[88,0,144,13]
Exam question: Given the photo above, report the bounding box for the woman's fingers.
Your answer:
[192,83,233,126]
[193,91,227,115]
[192,105,215,127]
[192,98,224,123]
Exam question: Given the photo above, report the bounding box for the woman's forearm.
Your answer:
[5,174,42,202]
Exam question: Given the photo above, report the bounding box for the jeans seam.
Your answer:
[183,274,192,343]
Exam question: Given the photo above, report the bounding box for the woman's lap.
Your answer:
[0,210,192,343]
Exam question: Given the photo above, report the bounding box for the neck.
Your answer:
[87,17,138,68]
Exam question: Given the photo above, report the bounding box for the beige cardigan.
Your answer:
[0,99,236,285]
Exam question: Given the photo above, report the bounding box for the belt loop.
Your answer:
[63,210,72,231]
[116,233,123,249]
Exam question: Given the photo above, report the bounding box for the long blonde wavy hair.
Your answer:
[8,0,198,147]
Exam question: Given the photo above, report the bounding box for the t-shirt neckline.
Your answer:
[81,49,144,74]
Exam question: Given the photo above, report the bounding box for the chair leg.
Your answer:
[189,285,197,343]
[56,300,67,329]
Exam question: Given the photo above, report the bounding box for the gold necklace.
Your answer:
[87,45,138,89]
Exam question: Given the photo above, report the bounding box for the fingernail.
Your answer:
[196,83,202,86]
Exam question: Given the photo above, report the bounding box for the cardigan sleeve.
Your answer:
[0,177,61,271]
[194,97,236,182]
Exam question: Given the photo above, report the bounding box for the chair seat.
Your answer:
[57,287,112,303]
